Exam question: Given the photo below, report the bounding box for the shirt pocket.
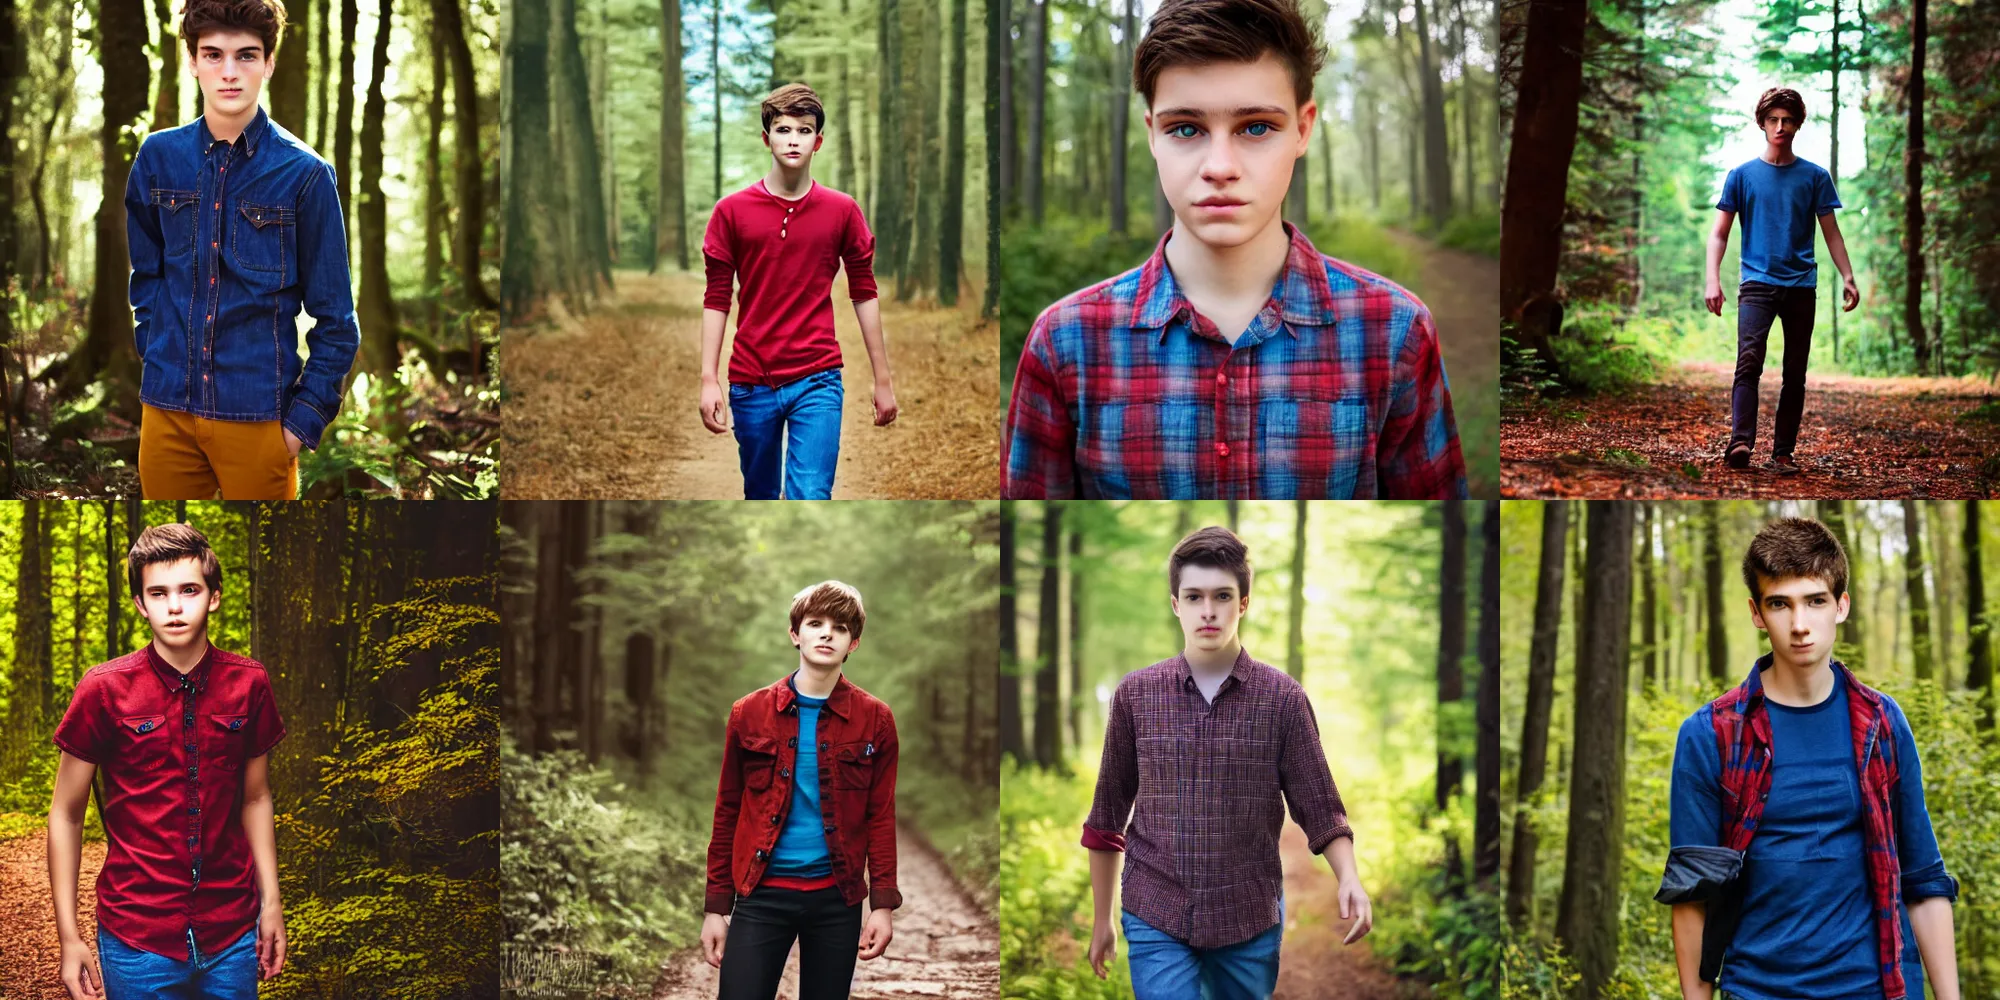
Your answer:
[151,189,197,258]
[117,715,171,770]
[208,713,251,772]
[231,203,296,282]
[740,734,779,792]
[830,741,879,791]
[1255,393,1370,499]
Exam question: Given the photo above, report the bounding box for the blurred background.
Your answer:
[498,500,1000,998]
[998,500,1503,1000]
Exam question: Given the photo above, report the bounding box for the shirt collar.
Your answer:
[1171,646,1256,694]
[758,178,816,207]
[196,106,272,159]
[1127,222,1336,343]
[145,641,215,695]
[1735,652,1874,714]
[775,668,851,719]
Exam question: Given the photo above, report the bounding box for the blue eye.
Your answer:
[1168,124,1199,139]
[1245,123,1272,137]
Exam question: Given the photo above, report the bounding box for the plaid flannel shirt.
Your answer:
[1002,223,1467,499]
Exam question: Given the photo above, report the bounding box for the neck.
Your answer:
[1184,636,1241,673]
[1760,650,1835,707]
[206,104,256,144]
[764,162,813,199]
[1162,215,1292,311]
[1761,143,1796,165]
[794,661,841,698]
[152,634,209,674]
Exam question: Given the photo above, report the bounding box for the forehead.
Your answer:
[195,29,267,52]
[1150,53,1297,114]
[139,557,209,588]
[1756,573,1834,600]
[768,113,818,130]
[1177,564,1240,592]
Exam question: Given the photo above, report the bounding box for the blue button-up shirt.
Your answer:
[125,108,358,448]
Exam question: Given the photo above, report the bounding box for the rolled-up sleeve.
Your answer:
[1081,683,1138,851]
[1659,707,1737,900]
[1278,687,1351,853]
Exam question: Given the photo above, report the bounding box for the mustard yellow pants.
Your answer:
[139,404,299,500]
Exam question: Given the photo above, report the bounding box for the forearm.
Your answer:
[1671,902,1713,1000]
[1322,835,1360,886]
[1910,897,1960,1000]
[1089,849,1120,926]
[1705,235,1727,285]
[700,309,729,385]
[1825,233,1857,281]
[47,807,86,945]
[242,790,280,908]
[853,298,893,387]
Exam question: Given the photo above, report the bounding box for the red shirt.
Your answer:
[52,643,286,959]
[702,180,878,387]
[704,672,900,915]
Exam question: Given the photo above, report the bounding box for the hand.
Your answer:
[282,428,303,459]
[858,907,894,960]
[258,900,288,979]
[1704,282,1726,316]
[1338,877,1374,945]
[873,383,899,427]
[1087,918,1117,980]
[59,937,100,999]
[701,913,729,968]
[699,380,730,435]
[1842,275,1860,313]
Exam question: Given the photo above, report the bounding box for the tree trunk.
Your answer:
[425,8,447,334]
[338,0,359,256]
[152,0,178,128]
[314,0,329,147]
[1704,503,1728,683]
[1497,0,1586,369]
[1474,500,1501,885]
[69,0,149,411]
[0,0,14,495]
[1829,0,1840,361]
[655,0,687,271]
[503,0,557,318]
[1506,501,1567,931]
[1024,0,1048,224]
[712,0,721,207]
[1067,520,1083,752]
[1823,499,1861,649]
[1966,500,1991,728]
[1286,500,1307,680]
[873,0,902,276]
[1640,503,1658,685]
[983,0,1005,314]
[939,0,967,305]
[556,0,613,293]
[1034,503,1063,767]
[15,501,52,723]
[1905,500,1934,681]
[1904,0,1928,370]
[1412,0,1451,225]
[1437,500,1467,891]
[1928,503,1954,678]
[270,0,311,135]
[357,0,400,376]
[1108,0,1131,236]
[999,503,1026,760]
[437,0,496,309]
[103,502,119,658]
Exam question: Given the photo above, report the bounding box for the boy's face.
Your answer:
[134,558,221,650]
[1748,573,1847,671]
[1145,53,1316,251]
[189,30,273,120]
[1172,564,1248,654]
[1759,109,1800,148]
[791,613,859,670]
[763,114,824,171]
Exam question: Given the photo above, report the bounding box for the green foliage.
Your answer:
[1437,210,1502,259]
[999,219,1158,381]
[998,755,1133,1000]
[0,743,102,841]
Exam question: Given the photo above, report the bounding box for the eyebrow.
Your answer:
[1765,590,1828,601]
[1154,105,1291,121]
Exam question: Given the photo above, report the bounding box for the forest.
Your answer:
[997,500,1503,1000]
[997,0,1505,495]
[0,500,500,998]
[498,0,999,500]
[0,0,503,498]
[498,501,1000,997]
[1499,0,2000,497]
[1500,501,2000,998]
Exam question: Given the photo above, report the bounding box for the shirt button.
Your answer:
[820,742,829,751]
[1216,372,1227,386]
[780,768,790,777]
[1216,442,1230,457]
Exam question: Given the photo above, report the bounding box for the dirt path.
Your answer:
[650,826,997,1000]
[1274,825,1410,1000]
[1501,361,2000,498]
[1383,229,1499,498]
[0,834,106,1000]
[502,271,998,499]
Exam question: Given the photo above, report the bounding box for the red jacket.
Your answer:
[704,672,900,915]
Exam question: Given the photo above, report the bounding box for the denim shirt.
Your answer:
[125,108,358,449]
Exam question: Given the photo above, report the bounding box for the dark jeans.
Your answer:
[717,885,862,1000]
[1729,280,1818,457]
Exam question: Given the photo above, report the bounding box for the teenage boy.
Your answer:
[697,84,899,501]
[48,523,288,999]
[1704,88,1859,475]
[1082,527,1371,1000]
[701,581,900,1000]
[1001,0,1465,500]
[126,0,358,501]
[1658,518,1959,1000]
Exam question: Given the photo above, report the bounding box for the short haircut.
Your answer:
[1742,517,1847,600]
[180,0,289,58]
[762,83,825,133]
[1169,526,1253,596]
[1754,87,1807,125]
[790,580,865,640]
[1133,0,1325,108]
[128,523,224,602]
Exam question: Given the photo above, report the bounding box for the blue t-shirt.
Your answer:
[1717,157,1841,288]
[766,680,832,879]
[1670,668,1949,1000]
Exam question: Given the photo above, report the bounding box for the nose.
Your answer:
[1199,135,1243,185]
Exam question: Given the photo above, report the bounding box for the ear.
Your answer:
[788,627,801,649]
[1747,595,1767,633]
[1834,591,1850,625]
[814,134,825,151]
[762,131,772,149]
[1238,593,1251,617]
[132,594,149,618]
[1169,593,1181,617]
[207,588,222,613]
[1295,99,1318,157]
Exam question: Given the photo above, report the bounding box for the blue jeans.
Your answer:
[730,368,843,500]
[97,924,258,1000]
[1122,897,1284,1000]
[1729,280,1817,457]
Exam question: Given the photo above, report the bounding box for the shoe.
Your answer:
[1725,443,1751,469]
[1770,454,1800,476]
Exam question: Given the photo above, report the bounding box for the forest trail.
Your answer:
[1275,824,1409,1000]
[649,825,997,1000]
[1383,228,1499,495]
[0,834,106,1000]
[502,270,998,499]
[1502,361,2000,498]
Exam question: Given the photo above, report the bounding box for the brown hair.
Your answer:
[761,83,826,133]
[1742,517,1847,600]
[180,0,288,58]
[1169,526,1253,595]
[1754,87,1807,126]
[1133,0,1325,107]
[128,523,224,603]
[790,581,866,640]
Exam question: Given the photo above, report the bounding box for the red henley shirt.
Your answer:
[702,179,878,387]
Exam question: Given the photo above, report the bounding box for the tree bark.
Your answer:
[151,0,178,129]
[1067,518,1083,752]
[1108,0,1131,236]
[314,0,329,148]
[1904,0,1929,370]
[1704,502,1728,684]
[15,501,52,723]
[1506,501,1567,931]
[1497,0,1587,369]
[1437,500,1467,891]
[1034,502,1063,767]
[1023,0,1048,224]
[69,0,150,411]
[999,503,1026,760]
[1640,502,1658,685]
[939,0,967,305]
[556,0,613,293]
[503,0,557,319]
[1905,500,1934,681]
[1412,0,1451,224]
[338,0,359,255]
[983,0,1005,314]
[655,0,687,271]
[357,0,400,376]
[1555,501,1634,1000]
[0,0,14,494]
[1474,500,1501,885]
[1822,499,1861,648]
[437,0,496,309]
[1286,500,1307,680]
[425,8,447,334]
[1966,501,1991,728]
[103,502,119,659]
[269,0,311,135]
